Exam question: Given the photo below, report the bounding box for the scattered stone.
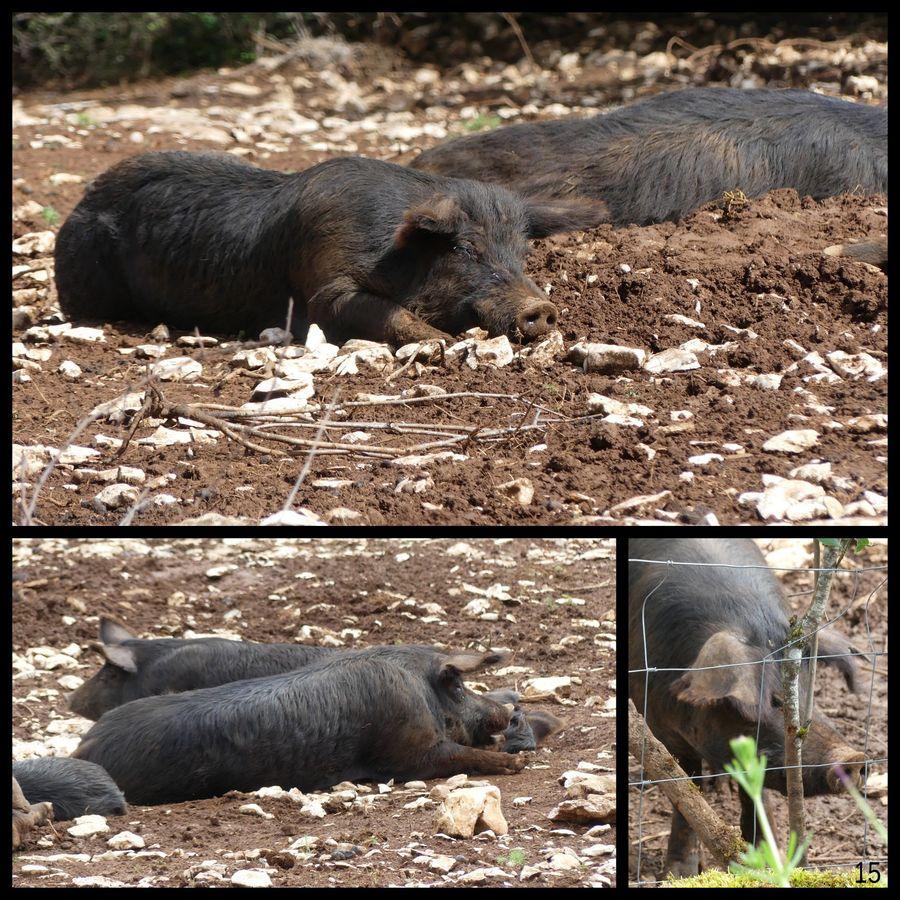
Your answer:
[92,483,141,513]
[762,429,819,453]
[260,509,327,527]
[548,795,616,824]
[434,785,507,838]
[825,351,885,382]
[107,831,145,850]
[548,852,582,871]
[239,803,275,820]
[664,313,705,329]
[149,356,203,381]
[559,770,615,799]
[789,462,831,483]
[644,348,700,374]
[521,675,573,702]
[251,375,314,401]
[67,815,109,837]
[568,342,646,374]
[57,360,82,379]
[12,231,56,256]
[231,869,272,888]
[497,478,534,506]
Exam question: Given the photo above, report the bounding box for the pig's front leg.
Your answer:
[309,289,451,346]
[418,741,527,779]
[663,751,703,879]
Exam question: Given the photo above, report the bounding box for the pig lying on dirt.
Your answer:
[629,537,866,878]
[411,88,886,226]
[70,618,561,753]
[13,757,126,823]
[13,777,53,851]
[74,647,526,804]
[54,151,608,345]
[67,618,333,721]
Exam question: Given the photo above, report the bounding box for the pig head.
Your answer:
[669,627,866,797]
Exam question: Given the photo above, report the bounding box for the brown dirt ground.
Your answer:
[627,538,888,887]
[12,537,615,888]
[11,35,887,527]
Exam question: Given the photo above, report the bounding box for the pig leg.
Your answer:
[663,751,703,879]
[309,290,452,345]
[418,741,527,779]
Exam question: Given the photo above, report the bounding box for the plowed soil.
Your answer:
[12,537,615,888]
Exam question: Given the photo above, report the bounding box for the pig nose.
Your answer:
[516,298,558,339]
[826,750,867,792]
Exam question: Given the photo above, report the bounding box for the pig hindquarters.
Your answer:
[74,649,524,805]
[12,757,126,822]
[629,538,865,877]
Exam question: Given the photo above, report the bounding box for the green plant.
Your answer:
[40,207,60,226]
[834,765,887,845]
[75,112,95,126]
[724,735,811,887]
[464,113,502,132]
[496,848,526,866]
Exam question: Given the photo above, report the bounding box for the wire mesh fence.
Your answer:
[627,541,888,887]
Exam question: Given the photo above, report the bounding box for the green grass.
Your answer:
[464,114,501,133]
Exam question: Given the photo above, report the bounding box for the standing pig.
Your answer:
[54,152,608,345]
[411,88,886,226]
[12,757,126,821]
[629,538,865,877]
[73,647,524,805]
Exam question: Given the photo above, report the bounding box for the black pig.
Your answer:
[55,152,608,345]
[13,757,126,821]
[411,88,886,226]
[68,617,334,721]
[483,689,564,752]
[73,647,524,804]
[629,538,866,878]
[70,620,564,751]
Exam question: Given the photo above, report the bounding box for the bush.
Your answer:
[11,12,307,88]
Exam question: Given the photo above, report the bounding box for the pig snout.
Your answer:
[826,750,867,792]
[516,298,558,339]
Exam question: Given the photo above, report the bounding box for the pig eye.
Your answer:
[772,695,783,708]
[453,243,477,259]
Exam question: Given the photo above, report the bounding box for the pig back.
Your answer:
[629,539,790,708]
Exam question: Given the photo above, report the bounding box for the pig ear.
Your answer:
[440,649,511,675]
[93,639,137,673]
[394,195,466,248]
[525,710,565,743]
[99,617,136,646]
[814,629,862,693]
[524,197,609,238]
[671,631,769,720]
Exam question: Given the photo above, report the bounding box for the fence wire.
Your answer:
[628,550,888,887]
